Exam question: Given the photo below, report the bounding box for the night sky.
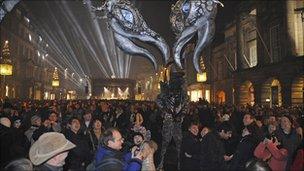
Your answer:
[13,0,238,80]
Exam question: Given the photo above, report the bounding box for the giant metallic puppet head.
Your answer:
[99,0,170,70]
[170,0,223,73]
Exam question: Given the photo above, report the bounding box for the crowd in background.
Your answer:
[0,97,303,171]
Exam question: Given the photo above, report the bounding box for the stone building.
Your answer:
[0,3,84,100]
[209,1,303,107]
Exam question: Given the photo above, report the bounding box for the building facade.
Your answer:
[0,3,85,100]
[208,1,303,107]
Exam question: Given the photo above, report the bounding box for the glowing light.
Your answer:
[0,64,13,75]
[0,40,13,76]
[64,68,68,79]
[28,34,32,41]
[5,86,9,97]
[197,72,207,82]
[37,51,41,57]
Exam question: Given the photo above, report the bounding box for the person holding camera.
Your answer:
[95,127,143,171]
[254,136,288,171]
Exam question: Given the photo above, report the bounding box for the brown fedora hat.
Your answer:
[29,132,76,165]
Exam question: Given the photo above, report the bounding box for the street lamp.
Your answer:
[0,40,13,98]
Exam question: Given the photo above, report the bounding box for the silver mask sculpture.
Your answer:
[170,0,223,73]
[100,0,170,70]
[0,0,20,23]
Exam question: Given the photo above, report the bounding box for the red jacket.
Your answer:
[290,149,303,171]
[254,142,288,171]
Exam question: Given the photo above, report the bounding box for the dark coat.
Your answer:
[180,131,201,171]
[200,132,227,171]
[229,134,256,170]
[95,146,142,171]
[87,130,102,153]
[0,124,14,169]
[64,129,92,171]
[275,128,301,170]
[32,125,53,141]
[0,125,30,169]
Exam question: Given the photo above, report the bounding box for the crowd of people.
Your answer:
[0,97,303,171]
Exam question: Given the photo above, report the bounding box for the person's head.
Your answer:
[69,117,81,133]
[201,127,211,138]
[4,158,33,171]
[101,128,124,150]
[268,124,277,134]
[83,110,92,122]
[133,132,144,145]
[48,112,58,122]
[31,115,41,127]
[268,115,276,124]
[40,111,51,128]
[93,118,102,130]
[217,121,233,140]
[281,115,293,133]
[29,132,75,166]
[47,151,69,167]
[255,116,263,128]
[243,113,254,126]
[188,122,199,136]
[0,117,11,127]
[13,119,22,128]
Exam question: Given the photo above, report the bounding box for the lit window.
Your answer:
[248,40,257,67]
[205,90,210,102]
[190,90,203,102]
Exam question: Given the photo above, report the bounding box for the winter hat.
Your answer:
[29,132,75,165]
[31,115,41,124]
